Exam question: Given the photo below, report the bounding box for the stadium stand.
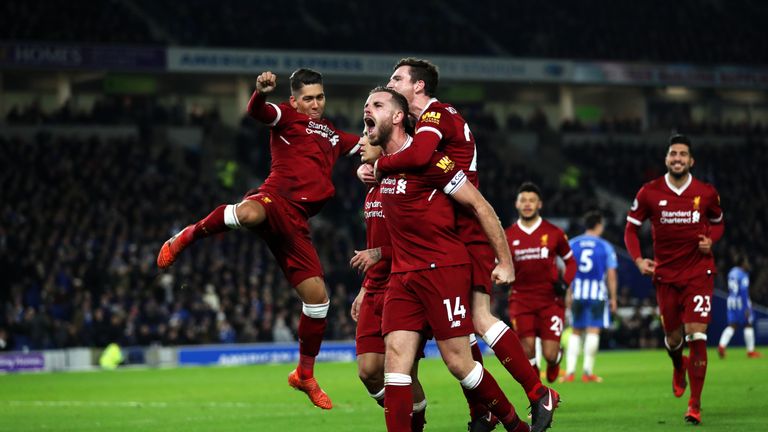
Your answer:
[3,0,768,64]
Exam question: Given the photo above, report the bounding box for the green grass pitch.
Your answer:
[1,348,766,431]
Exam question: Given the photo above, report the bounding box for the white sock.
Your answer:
[223,204,242,229]
[384,373,412,386]
[460,362,484,389]
[565,333,581,375]
[368,388,385,404]
[302,301,330,319]
[413,399,427,413]
[744,327,756,352]
[583,333,600,375]
[719,326,734,348]
[535,337,543,369]
[482,321,510,348]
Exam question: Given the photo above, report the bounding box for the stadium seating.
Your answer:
[3,0,767,64]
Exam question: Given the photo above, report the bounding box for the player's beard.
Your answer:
[668,165,690,180]
[370,120,393,148]
[520,210,539,222]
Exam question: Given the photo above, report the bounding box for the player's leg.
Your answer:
[383,330,420,432]
[294,275,330,378]
[681,275,715,425]
[657,282,688,398]
[357,352,385,406]
[582,327,602,382]
[410,359,428,432]
[564,328,582,381]
[717,324,736,359]
[539,306,565,383]
[157,198,267,268]
[683,322,707,425]
[355,290,387,406]
[436,336,530,432]
[541,339,562,383]
[745,323,761,357]
[473,291,542,396]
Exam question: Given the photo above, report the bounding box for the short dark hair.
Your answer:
[583,210,604,230]
[394,57,439,97]
[669,133,692,153]
[517,181,542,199]
[289,68,323,93]
[369,86,409,116]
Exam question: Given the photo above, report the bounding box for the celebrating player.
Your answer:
[562,211,618,383]
[505,182,577,384]
[371,57,557,432]
[157,69,362,410]
[363,86,531,432]
[350,140,428,431]
[718,253,761,359]
[624,134,724,425]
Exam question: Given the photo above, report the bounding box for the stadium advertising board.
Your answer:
[0,43,165,71]
[0,353,44,373]
[574,62,768,88]
[166,47,571,82]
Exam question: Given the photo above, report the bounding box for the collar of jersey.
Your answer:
[664,173,693,196]
[418,98,439,118]
[517,217,543,235]
[388,135,414,156]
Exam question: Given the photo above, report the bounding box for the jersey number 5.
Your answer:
[578,249,594,273]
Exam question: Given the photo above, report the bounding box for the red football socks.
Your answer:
[192,204,229,240]
[688,339,707,408]
[384,384,412,432]
[297,313,326,379]
[468,368,519,426]
[492,330,541,396]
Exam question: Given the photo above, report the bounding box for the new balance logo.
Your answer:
[450,320,461,328]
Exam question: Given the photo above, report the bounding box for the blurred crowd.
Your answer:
[2,0,767,65]
[564,138,768,306]
[2,104,764,352]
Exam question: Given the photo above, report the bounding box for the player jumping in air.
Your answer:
[157,69,362,410]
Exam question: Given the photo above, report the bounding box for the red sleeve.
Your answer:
[246,91,280,125]
[557,232,577,284]
[338,130,362,156]
[710,223,724,243]
[562,254,577,285]
[624,221,643,261]
[627,185,650,226]
[379,245,392,260]
[376,128,441,173]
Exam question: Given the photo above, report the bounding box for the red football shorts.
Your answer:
[467,243,495,295]
[382,265,473,341]
[245,192,323,287]
[356,290,386,355]
[655,273,715,333]
[509,298,565,342]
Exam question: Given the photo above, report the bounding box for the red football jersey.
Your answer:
[627,174,723,283]
[376,99,486,245]
[380,144,470,273]
[247,92,360,215]
[505,218,573,303]
[362,186,391,293]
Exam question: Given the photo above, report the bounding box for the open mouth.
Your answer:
[364,117,376,135]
